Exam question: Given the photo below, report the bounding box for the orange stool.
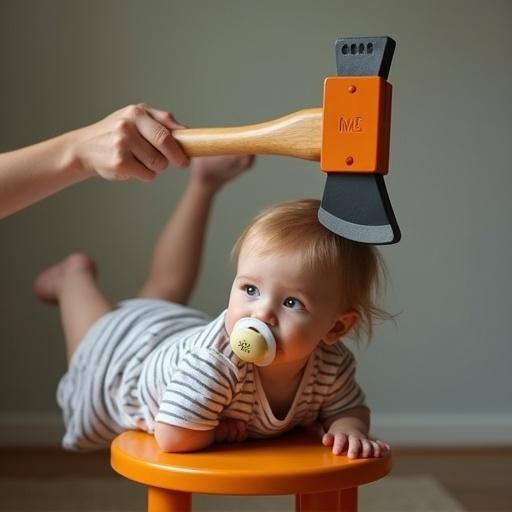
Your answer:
[111,427,391,512]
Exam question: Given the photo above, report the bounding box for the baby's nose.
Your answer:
[253,306,277,326]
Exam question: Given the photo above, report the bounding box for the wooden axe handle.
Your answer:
[173,108,321,161]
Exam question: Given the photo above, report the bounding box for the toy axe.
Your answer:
[174,36,400,244]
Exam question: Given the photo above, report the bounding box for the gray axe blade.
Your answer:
[318,36,401,245]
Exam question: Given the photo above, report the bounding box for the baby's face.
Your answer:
[225,241,345,368]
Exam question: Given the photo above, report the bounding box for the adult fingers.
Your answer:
[124,154,158,182]
[144,105,187,130]
[143,105,190,167]
[124,123,169,173]
[102,150,156,182]
[128,105,189,168]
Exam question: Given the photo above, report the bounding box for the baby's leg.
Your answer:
[139,155,253,304]
[33,253,112,361]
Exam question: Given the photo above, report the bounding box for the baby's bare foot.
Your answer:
[33,253,97,304]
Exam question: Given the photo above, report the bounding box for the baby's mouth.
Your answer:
[250,325,279,345]
[229,317,277,366]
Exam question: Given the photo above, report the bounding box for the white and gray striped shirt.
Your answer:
[57,299,365,451]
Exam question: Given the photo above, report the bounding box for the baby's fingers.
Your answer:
[226,420,240,442]
[360,439,374,458]
[235,420,248,443]
[361,439,391,458]
[376,440,391,456]
[322,433,334,446]
[369,440,381,458]
[332,434,349,455]
[239,154,255,170]
[347,436,362,459]
[214,421,228,443]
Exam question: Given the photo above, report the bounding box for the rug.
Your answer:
[0,475,466,512]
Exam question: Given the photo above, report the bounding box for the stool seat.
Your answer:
[111,426,391,511]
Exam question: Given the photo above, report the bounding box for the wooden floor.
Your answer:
[1,446,511,512]
[391,447,512,512]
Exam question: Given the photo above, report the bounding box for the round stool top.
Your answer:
[111,427,391,495]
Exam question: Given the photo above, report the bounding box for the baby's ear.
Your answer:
[324,312,359,344]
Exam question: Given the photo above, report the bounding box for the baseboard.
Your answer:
[0,413,64,447]
[1,412,512,447]
[371,413,512,446]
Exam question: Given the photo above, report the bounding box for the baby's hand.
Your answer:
[214,418,247,444]
[189,155,254,191]
[322,430,390,459]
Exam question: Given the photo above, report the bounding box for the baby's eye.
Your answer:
[283,297,304,310]
[244,285,259,297]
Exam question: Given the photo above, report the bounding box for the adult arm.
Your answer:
[0,103,189,219]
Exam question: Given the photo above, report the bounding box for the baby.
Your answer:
[34,154,390,458]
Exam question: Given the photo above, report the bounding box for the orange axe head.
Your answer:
[318,36,400,245]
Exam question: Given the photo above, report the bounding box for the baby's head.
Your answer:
[225,199,389,365]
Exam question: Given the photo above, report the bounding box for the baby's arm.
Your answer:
[155,422,215,452]
[155,418,247,452]
[154,346,248,453]
[322,406,390,459]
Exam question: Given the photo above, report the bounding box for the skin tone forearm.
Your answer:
[0,104,188,219]
[155,418,247,452]
[322,406,390,458]
[0,132,90,218]
[155,422,216,452]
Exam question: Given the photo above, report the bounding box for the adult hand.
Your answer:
[73,103,190,182]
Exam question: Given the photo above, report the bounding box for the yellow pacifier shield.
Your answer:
[230,328,267,363]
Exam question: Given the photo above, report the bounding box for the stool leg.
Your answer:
[147,486,192,512]
[296,487,358,512]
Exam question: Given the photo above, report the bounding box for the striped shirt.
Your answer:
[57,298,365,451]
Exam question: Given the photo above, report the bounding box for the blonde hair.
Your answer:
[231,199,392,342]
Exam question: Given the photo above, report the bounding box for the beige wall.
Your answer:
[1,0,511,439]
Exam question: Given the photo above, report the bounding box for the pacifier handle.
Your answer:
[229,318,276,367]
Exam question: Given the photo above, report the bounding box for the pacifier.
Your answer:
[229,318,276,366]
